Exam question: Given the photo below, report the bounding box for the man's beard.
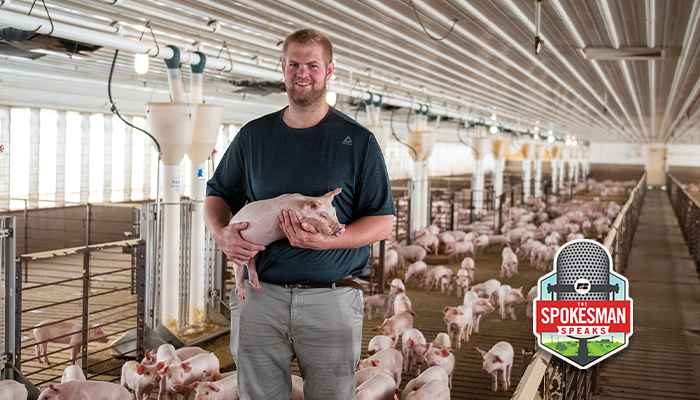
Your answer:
[286,80,327,107]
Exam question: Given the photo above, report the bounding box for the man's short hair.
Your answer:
[282,28,333,67]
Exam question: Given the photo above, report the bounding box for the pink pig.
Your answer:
[356,348,403,390]
[229,188,345,300]
[423,347,455,389]
[37,381,131,400]
[442,305,473,349]
[121,360,162,400]
[354,373,396,400]
[0,380,27,400]
[477,341,514,391]
[372,311,414,347]
[158,353,220,400]
[404,379,451,400]
[191,372,239,400]
[498,284,526,320]
[33,320,108,365]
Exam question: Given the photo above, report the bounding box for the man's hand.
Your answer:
[278,210,327,250]
[216,221,265,266]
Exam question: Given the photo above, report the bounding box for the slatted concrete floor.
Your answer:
[592,190,700,400]
[357,250,544,399]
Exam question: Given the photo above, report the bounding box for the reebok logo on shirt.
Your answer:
[342,136,353,146]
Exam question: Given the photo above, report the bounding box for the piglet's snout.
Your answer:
[334,226,346,237]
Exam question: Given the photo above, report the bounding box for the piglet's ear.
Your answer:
[371,360,380,367]
[476,348,487,357]
[49,384,60,394]
[442,307,450,314]
[156,362,165,372]
[136,364,145,375]
[324,188,342,199]
[212,369,221,381]
[182,362,192,374]
[441,348,451,357]
[188,382,198,389]
[210,383,221,392]
[406,338,415,348]
[495,356,503,364]
[303,200,322,211]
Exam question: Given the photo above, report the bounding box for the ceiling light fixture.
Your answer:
[489,125,498,134]
[547,135,555,143]
[135,53,149,75]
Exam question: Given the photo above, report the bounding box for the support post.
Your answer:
[82,251,90,370]
[377,240,385,294]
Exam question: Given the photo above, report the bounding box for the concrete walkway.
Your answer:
[593,190,700,399]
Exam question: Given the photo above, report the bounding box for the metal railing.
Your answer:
[666,173,700,275]
[2,218,145,392]
[512,172,647,400]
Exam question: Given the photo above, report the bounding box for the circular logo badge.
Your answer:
[574,278,591,295]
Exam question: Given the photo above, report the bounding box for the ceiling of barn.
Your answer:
[1,0,699,145]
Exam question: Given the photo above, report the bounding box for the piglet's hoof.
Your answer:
[236,287,246,301]
[252,282,262,291]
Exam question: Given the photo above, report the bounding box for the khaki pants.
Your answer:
[230,280,364,400]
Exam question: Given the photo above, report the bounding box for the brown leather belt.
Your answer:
[284,276,363,291]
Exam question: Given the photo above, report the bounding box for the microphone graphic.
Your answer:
[545,239,620,367]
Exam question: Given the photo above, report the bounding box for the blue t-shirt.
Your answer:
[206,106,395,286]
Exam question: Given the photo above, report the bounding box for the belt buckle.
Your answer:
[285,284,304,289]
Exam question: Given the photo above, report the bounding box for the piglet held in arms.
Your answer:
[230,188,345,300]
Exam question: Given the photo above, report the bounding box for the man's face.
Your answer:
[282,42,334,108]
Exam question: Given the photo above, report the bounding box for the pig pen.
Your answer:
[1,239,144,391]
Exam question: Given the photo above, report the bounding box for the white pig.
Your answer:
[477,341,514,391]
[442,305,473,349]
[400,366,449,400]
[404,379,451,400]
[353,373,396,400]
[290,375,304,400]
[429,333,451,350]
[423,347,455,389]
[471,279,501,303]
[176,346,210,361]
[401,328,427,375]
[355,366,393,388]
[500,246,518,278]
[229,188,346,300]
[526,286,537,318]
[356,348,403,390]
[0,380,27,400]
[414,234,439,255]
[460,257,475,282]
[190,372,238,400]
[404,261,428,289]
[464,292,495,334]
[498,284,526,320]
[156,344,180,366]
[363,294,390,320]
[400,245,427,264]
[424,266,449,292]
[373,312,414,347]
[367,335,395,356]
[393,293,415,316]
[158,353,220,400]
[61,365,86,383]
[121,361,162,400]
[454,269,470,297]
[37,381,131,400]
[33,320,108,365]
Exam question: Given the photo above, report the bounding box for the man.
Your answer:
[204,28,395,400]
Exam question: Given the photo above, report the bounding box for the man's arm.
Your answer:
[279,211,394,250]
[204,196,265,266]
